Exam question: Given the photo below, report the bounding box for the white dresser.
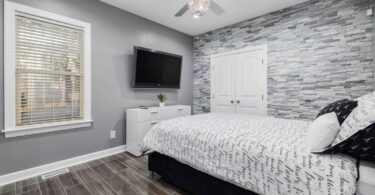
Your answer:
[126,105,191,156]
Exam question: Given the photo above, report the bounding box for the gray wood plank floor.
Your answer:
[0,152,188,195]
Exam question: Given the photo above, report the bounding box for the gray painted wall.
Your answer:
[0,0,193,175]
[193,0,375,119]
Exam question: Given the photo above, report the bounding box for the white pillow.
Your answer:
[306,112,340,151]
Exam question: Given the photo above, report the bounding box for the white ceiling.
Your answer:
[99,0,310,36]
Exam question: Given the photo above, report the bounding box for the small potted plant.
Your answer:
[157,93,167,107]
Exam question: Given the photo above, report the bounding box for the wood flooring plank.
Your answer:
[141,167,186,195]
[16,178,39,194]
[85,160,102,167]
[3,153,186,195]
[87,161,115,181]
[111,153,131,161]
[118,168,169,195]
[123,158,150,177]
[21,188,42,195]
[20,188,42,195]
[120,152,138,160]
[58,172,81,189]
[137,155,149,165]
[0,191,14,195]
[0,183,15,195]
[151,177,189,195]
[65,184,91,195]
[74,166,117,195]
[119,154,183,195]
[89,160,139,194]
[99,156,128,173]
[39,177,65,195]
[116,153,150,173]
[69,163,91,172]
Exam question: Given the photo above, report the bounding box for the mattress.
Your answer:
[141,113,358,195]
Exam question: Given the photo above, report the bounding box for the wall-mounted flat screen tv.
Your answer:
[133,46,182,89]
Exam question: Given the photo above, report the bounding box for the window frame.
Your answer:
[3,1,92,138]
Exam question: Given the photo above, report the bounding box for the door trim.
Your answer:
[210,45,268,114]
[211,45,267,58]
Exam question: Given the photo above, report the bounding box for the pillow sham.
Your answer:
[316,98,375,161]
[332,98,375,145]
[320,123,375,161]
[316,99,358,125]
[306,112,340,151]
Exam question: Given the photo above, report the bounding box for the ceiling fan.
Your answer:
[175,0,225,19]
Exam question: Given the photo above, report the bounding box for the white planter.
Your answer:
[159,102,165,107]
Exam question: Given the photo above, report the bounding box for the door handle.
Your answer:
[230,100,234,104]
[237,100,240,104]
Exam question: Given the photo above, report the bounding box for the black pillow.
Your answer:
[316,99,358,124]
[318,123,375,162]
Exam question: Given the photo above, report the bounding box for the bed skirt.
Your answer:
[148,152,257,195]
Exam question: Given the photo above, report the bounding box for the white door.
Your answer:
[210,46,267,115]
[235,50,267,115]
[211,55,236,112]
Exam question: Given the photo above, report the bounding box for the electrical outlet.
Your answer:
[110,130,116,139]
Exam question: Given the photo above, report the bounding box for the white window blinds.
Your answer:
[15,12,85,126]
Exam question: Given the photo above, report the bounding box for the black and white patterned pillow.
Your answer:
[319,123,375,161]
[332,99,375,145]
[317,99,358,125]
[316,98,375,161]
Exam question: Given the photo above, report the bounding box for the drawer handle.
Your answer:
[178,109,184,111]
[150,111,158,114]
[150,121,158,125]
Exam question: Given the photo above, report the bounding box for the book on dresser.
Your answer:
[126,105,191,156]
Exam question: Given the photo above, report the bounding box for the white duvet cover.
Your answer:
[141,113,358,195]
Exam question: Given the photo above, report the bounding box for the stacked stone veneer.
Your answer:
[193,0,374,119]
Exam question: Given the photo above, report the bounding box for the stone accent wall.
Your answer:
[193,0,374,120]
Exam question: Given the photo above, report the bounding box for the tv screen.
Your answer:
[133,47,182,89]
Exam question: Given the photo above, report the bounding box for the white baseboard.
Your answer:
[0,145,126,186]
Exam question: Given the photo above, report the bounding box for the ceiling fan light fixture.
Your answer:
[188,0,210,18]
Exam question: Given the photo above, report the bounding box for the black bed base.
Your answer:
[148,152,257,195]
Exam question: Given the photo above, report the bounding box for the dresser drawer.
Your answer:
[175,107,191,116]
[136,108,173,122]
[137,120,159,145]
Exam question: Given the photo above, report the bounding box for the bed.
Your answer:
[141,113,358,195]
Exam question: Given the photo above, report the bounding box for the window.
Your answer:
[3,1,91,138]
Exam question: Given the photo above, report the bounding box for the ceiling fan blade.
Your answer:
[175,3,189,17]
[210,0,225,15]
